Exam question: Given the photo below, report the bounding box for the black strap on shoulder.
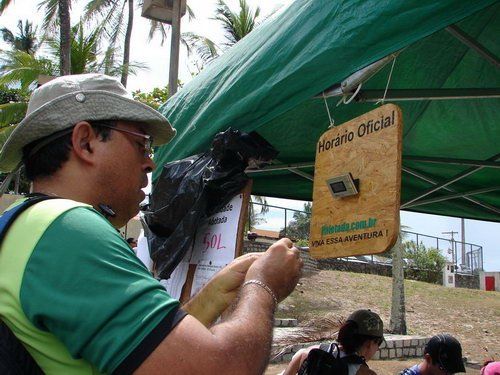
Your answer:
[318,342,366,365]
[0,194,57,375]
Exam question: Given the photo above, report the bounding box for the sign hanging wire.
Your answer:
[322,91,335,128]
[376,55,398,105]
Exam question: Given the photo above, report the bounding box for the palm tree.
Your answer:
[1,20,40,55]
[0,1,72,75]
[58,0,71,75]
[184,0,262,66]
[214,0,260,48]
[84,0,141,87]
[0,20,145,130]
[84,0,194,87]
[28,0,72,75]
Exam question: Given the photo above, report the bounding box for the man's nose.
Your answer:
[144,156,156,173]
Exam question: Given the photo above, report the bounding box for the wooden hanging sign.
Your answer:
[310,104,402,259]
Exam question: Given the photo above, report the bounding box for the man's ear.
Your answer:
[71,121,98,164]
[424,353,433,364]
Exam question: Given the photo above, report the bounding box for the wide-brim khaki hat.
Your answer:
[0,73,176,172]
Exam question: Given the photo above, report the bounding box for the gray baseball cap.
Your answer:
[347,309,384,338]
[0,73,176,172]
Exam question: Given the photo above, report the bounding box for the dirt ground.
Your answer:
[265,360,482,375]
[273,270,500,364]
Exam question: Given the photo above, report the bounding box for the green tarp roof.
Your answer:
[154,0,500,222]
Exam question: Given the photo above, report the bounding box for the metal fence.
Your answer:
[248,202,483,274]
[401,230,483,274]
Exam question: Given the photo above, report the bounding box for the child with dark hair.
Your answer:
[282,309,384,375]
[399,334,466,375]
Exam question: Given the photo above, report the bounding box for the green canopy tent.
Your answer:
[154,0,500,223]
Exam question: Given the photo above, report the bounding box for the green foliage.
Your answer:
[1,20,40,54]
[184,0,262,70]
[214,0,261,47]
[280,202,312,242]
[0,86,29,130]
[0,86,28,104]
[0,101,28,129]
[0,50,57,90]
[403,240,446,272]
[132,86,170,110]
[246,195,269,231]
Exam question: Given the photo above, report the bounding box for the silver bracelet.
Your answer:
[242,279,278,307]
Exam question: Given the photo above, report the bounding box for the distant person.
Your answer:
[399,334,466,375]
[481,360,500,375]
[282,309,384,375]
[126,237,137,248]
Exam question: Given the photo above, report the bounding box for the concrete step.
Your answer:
[271,332,432,363]
[274,318,298,327]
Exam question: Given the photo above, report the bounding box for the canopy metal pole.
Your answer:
[246,162,314,173]
[402,166,500,215]
[403,186,500,208]
[288,168,314,181]
[446,25,500,69]
[318,52,401,98]
[403,155,500,169]
[355,88,500,102]
[246,155,500,173]
[401,153,500,208]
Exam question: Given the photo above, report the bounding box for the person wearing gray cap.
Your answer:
[282,309,384,375]
[0,73,302,374]
[400,334,466,375]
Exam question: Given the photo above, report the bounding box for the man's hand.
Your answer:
[245,238,303,302]
[207,252,262,309]
[182,253,261,326]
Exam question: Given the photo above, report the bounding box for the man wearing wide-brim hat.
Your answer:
[0,73,302,374]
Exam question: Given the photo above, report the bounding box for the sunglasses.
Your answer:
[27,121,154,159]
[96,123,154,158]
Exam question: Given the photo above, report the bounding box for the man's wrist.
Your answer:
[242,279,278,307]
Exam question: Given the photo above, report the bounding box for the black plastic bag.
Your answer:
[143,128,278,279]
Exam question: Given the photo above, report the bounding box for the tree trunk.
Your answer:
[390,235,407,334]
[121,0,134,87]
[59,0,71,75]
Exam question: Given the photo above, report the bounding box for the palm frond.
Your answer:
[0,50,57,90]
[70,21,101,74]
[186,4,195,21]
[182,32,220,64]
[213,0,261,48]
[38,0,59,36]
[272,314,345,360]
[0,102,28,128]
[0,27,15,45]
[106,60,149,77]
[102,2,126,54]
[84,0,118,20]
[147,20,169,45]
[213,0,238,46]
